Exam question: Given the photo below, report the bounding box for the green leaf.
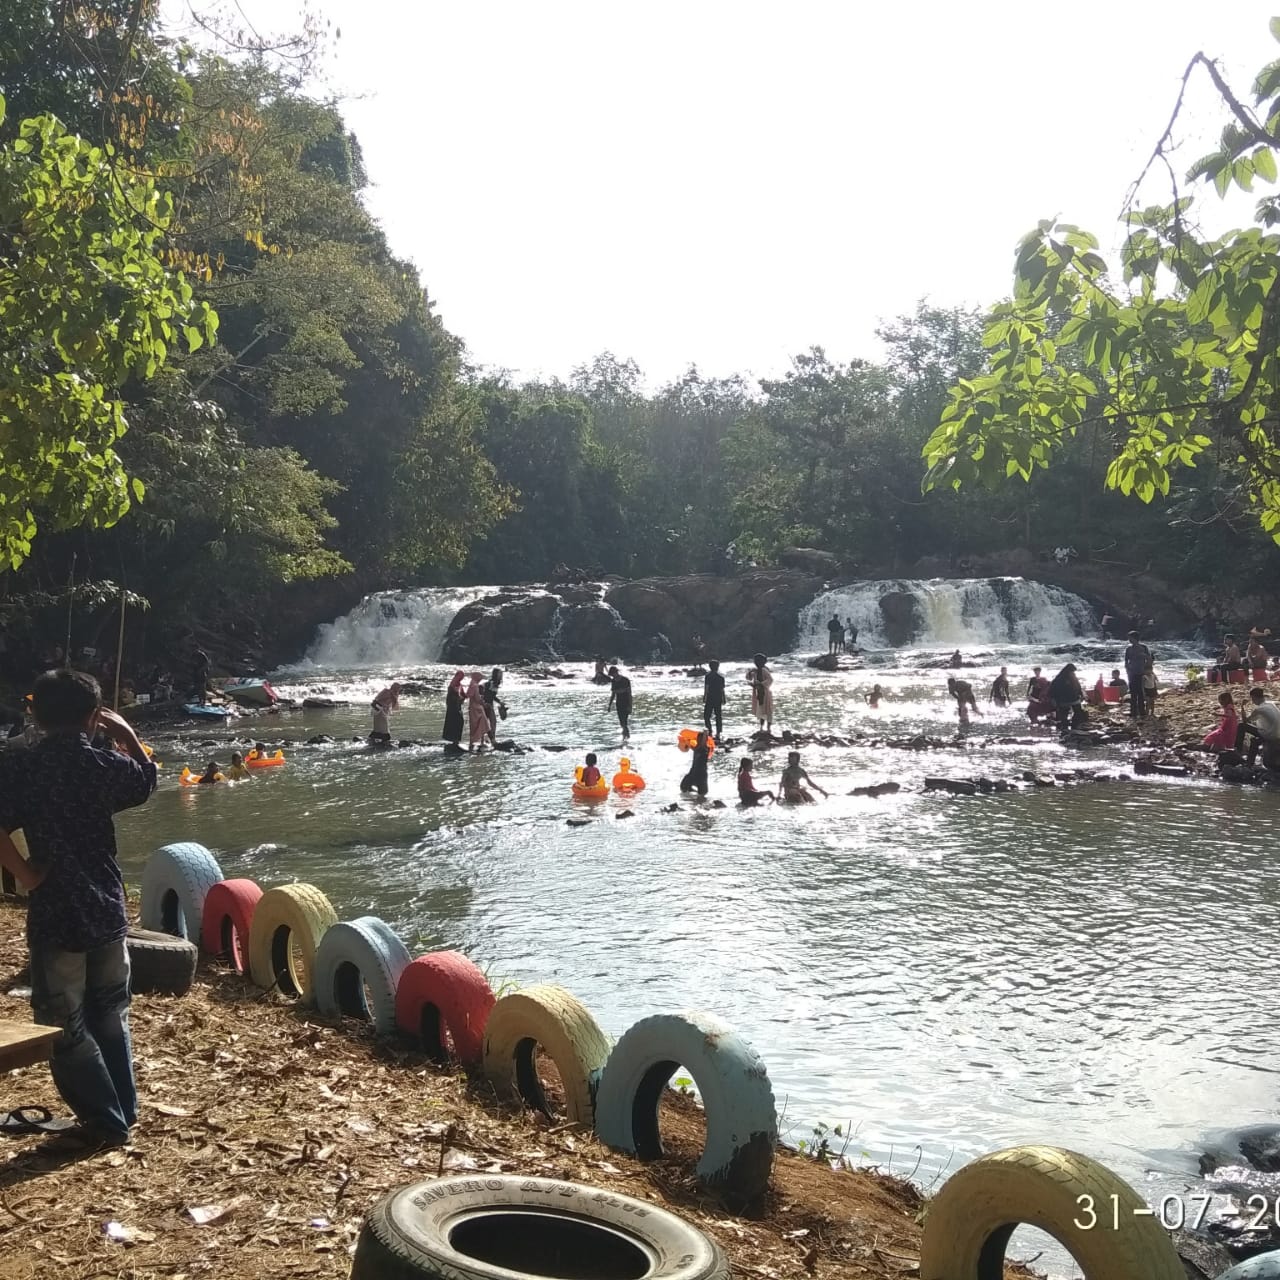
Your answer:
[1255,146,1278,183]
[131,477,145,503]
[1271,15,1280,42]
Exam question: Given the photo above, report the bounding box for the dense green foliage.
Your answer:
[1,3,1277,677]
[924,23,1280,551]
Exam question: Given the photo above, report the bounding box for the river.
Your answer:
[109,589,1280,1277]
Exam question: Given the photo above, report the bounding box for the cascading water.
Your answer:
[796,578,1096,649]
[306,586,498,668]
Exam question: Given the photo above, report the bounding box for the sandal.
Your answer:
[0,1106,77,1135]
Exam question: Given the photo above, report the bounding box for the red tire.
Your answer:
[200,878,263,973]
[395,951,495,1066]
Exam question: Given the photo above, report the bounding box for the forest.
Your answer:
[1,1,1278,678]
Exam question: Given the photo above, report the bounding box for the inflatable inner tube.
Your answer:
[179,767,224,786]
[677,729,715,755]
[246,750,286,769]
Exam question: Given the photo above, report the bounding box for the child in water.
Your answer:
[247,741,269,762]
[679,730,711,796]
[580,752,602,787]
[197,760,224,785]
[866,684,884,708]
[737,758,773,806]
[778,751,828,804]
[225,751,250,781]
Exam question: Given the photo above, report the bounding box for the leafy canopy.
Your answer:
[922,20,1280,542]
[0,94,216,569]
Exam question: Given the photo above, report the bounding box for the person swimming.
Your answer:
[197,759,224,785]
[866,683,885,708]
[226,751,250,780]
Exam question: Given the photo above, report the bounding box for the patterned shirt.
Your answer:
[0,732,157,951]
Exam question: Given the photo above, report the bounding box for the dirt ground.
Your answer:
[0,898,1042,1280]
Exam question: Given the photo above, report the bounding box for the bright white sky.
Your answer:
[176,2,1272,385]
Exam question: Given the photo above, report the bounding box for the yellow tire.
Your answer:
[920,1145,1185,1280]
[247,883,338,1005]
[481,984,611,1130]
[0,829,30,897]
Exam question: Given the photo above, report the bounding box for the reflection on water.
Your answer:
[116,651,1280,1277]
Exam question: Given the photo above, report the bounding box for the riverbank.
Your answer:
[0,899,1038,1280]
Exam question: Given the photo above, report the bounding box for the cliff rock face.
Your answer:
[442,571,821,664]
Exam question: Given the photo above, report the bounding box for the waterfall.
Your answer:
[306,586,498,668]
[795,578,1096,650]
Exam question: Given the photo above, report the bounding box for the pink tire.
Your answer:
[200,878,263,974]
[395,951,495,1066]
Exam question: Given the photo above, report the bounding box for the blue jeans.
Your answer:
[30,939,136,1137]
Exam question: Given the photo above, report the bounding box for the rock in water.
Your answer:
[807,653,839,671]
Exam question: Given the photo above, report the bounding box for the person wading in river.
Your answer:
[947,675,981,727]
[1049,663,1085,732]
[441,670,465,747]
[747,654,774,734]
[827,614,843,656]
[702,659,726,740]
[371,682,401,745]
[466,673,488,752]
[607,665,633,741]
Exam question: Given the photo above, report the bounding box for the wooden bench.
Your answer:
[0,1020,60,1073]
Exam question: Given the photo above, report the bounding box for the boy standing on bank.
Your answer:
[0,669,158,1147]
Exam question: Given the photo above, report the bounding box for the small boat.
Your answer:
[182,703,234,720]
[222,678,277,706]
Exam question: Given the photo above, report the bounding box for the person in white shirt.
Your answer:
[1236,686,1280,767]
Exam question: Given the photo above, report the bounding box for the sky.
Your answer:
[173,2,1272,385]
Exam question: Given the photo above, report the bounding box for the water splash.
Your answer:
[796,578,1096,650]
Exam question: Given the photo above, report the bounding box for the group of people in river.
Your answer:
[825,613,860,656]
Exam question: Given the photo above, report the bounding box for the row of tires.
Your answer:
[139,842,779,1202]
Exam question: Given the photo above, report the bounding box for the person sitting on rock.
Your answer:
[948,649,963,669]
[1220,634,1243,677]
[591,658,610,685]
[1107,668,1128,695]
[947,675,981,726]
[737,758,773,806]
[679,731,711,797]
[1026,667,1053,724]
[1203,691,1239,752]
[1247,634,1269,671]
[1236,686,1280,767]
[778,751,827,804]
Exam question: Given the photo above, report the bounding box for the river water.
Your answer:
[109,593,1280,1277]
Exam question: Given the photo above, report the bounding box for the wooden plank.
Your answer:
[0,1019,60,1073]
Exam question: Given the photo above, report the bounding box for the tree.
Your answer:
[923,20,1280,545]
[0,96,216,569]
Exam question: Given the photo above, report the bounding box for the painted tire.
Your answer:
[919,1146,1185,1280]
[313,916,411,1035]
[595,1010,777,1205]
[247,883,338,1004]
[140,842,224,940]
[481,984,611,1129]
[351,1175,729,1280]
[127,927,199,997]
[394,951,495,1066]
[0,829,30,898]
[200,878,263,973]
[1221,1252,1280,1279]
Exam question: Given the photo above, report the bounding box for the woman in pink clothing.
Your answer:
[466,673,488,752]
[1203,690,1239,751]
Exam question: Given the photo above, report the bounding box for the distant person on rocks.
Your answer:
[1220,634,1243,678]
[466,673,488,751]
[866,683,884,708]
[1124,631,1151,719]
[947,675,981,726]
[371,681,401,744]
[1236,686,1280,767]
[607,665,633,741]
[1247,635,1269,671]
[190,649,211,706]
[948,649,963,669]
[777,751,827,804]
[1048,663,1085,732]
[1026,666,1053,724]
[679,730,712,796]
[737,758,773,806]
[1108,668,1128,695]
[0,669,157,1148]
[1203,691,1239,752]
[846,618,859,650]
[592,658,610,685]
[702,659,725,739]
[827,614,843,656]
[1143,655,1159,715]
[990,666,1010,707]
[442,670,465,747]
[1100,613,1115,640]
[747,654,774,734]
[481,668,506,744]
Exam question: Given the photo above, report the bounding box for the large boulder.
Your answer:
[879,591,922,646]
[554,603,643,660]
[442,594,559,663]
[779,547,841,576]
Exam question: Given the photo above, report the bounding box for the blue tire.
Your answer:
[595,1010,777,1204]
[313,917,411,1035]
[140,842,223,940]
